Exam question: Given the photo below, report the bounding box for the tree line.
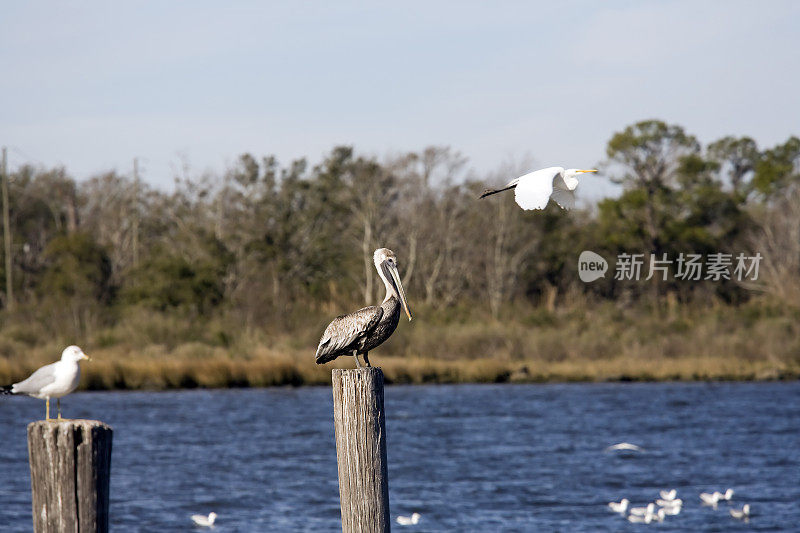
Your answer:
[1,120,798,344]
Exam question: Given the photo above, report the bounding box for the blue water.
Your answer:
[1,382,798,532]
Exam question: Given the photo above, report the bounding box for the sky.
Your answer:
[1,1,799,199]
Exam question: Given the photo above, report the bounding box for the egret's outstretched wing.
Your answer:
[11,363,58,395]
[513,167,560,210]
[315,306,384,364]
[550,187,575,210]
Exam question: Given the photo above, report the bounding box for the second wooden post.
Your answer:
[332,368,391,533]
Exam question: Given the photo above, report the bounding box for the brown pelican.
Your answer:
[479,166,597,210]
[315,248,412,368]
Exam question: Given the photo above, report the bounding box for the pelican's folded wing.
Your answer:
[315,306,384,364]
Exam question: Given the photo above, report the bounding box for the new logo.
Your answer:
[578,251,608,282]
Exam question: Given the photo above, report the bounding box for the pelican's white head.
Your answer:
[208,512,217,525]
[373,248,413,321]
[411,513,421,524]
[562,169,598,190]
[61,345,90,363]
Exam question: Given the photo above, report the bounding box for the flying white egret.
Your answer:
[479,167,598,210]
[1,345,90,421]
[191,512,217,527]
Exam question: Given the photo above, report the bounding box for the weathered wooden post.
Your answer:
[27,420,113,533]
[332,368,391,533]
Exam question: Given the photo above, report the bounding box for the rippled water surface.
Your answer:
[1,382,798,531]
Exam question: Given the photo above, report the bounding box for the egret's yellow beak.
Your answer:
[577,169,598,174]
[84,354,91,361]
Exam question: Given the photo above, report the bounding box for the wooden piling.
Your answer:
[27,420,113,533]
[332,368,391,533]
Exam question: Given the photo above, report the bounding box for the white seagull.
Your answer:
[700,492,720,507]
[396,513,421,526]
[657,498,683,515]
[479,167,598,210]
[662,504,682,516]
[629,503,655,517]
[608,498,629,514]
[604,442,644,452]
[730,504,750,520]
[659,489,677,501]
[0,345,90,420]
[191,512,217,527]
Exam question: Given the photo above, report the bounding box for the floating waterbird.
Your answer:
[629,503,655,517]
[396,513,421,526]
[659,489,677,501]
[730,504,750,520]
[315,248,412,368]
[700,492,720,507]
[191,512,217,527]
[604,442,644,452]
[608,498,629,514]
[1,345,90,421]
[657,498,683,508]
[662,504,682,516]
[479,166,597,210]
[627,512,652,524]
[720,488,734,501]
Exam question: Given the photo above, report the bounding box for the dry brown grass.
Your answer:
[1,298,798,389]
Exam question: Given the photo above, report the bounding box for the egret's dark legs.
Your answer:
[352,350,363,368]
[364,352,371,367]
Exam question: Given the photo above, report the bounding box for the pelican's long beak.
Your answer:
[577,169,598,174]
[386,262,413,321]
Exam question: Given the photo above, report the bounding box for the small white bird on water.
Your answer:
[396,513,421,526]
[659,489,677,501]
[191,512,217,527]
[718,488,734,501]
[730,504,750,520]
[0,345,90,421]
[657,498,682,509]
[662,504,682,516]
[604,442,644,452]
[608,498,629,514]
[700,492,720,507]
[629,503,655,517]
[479,166,598,210]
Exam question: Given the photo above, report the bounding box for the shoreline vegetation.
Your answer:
[2,300,797,390]
[1,121,799,390]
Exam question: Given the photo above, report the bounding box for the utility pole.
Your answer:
[1,147,13,311]
[132,158,139,268]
